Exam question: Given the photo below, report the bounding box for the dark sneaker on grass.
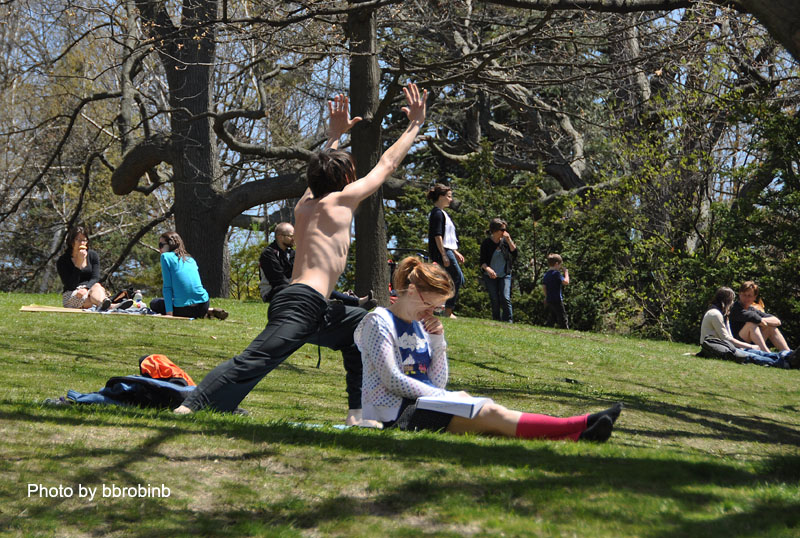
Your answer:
[99,298,112,312]
[579,415,613,442]
[589,402,623,426]
[785,347,800,369]
[116,299,134,310]
[210,308,229,320]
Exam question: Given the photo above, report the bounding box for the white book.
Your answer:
[416,394,490,419]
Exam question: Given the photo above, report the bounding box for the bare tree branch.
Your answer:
[212,109,315,159]
[218,173,306,223]
[110,134,174,195]
[102,207,175,282]
[0,91,121,223]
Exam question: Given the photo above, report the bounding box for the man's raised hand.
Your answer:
[327,94,362,138]
[401,83,428,125]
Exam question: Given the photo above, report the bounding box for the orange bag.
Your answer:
[138,354,196,386]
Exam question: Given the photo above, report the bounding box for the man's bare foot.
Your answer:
[355,419,383,429]
[173,405,193,415]
[345,408,383,428]
[345,408,362,425]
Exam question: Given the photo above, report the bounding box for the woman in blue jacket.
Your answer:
[150,231,227,319]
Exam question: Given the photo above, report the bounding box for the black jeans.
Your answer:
[546,300,569,329]
[182,284,365,412]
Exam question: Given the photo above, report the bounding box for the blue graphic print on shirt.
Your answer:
[389,311,433,384]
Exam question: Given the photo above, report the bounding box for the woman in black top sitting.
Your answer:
[56,226,112,310]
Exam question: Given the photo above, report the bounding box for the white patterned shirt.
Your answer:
[354,307,448,422]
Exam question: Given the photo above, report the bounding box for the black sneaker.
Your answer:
[116,299,133,310]
[99,298,112,312]
[579,415,613,442]
[786,347,800,369]
[210,308,229,320]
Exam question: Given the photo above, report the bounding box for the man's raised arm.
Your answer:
[341,83,428,203]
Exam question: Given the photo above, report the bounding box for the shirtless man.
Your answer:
[175,83,428,420]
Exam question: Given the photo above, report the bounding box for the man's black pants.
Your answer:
[183,284,364,412]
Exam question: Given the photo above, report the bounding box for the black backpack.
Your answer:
[698,337,748,363]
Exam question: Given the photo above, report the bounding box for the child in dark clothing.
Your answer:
[542,253,570,329]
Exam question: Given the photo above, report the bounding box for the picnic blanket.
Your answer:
[20,304,191,320]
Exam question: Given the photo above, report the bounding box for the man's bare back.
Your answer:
[291,191,356,298]
[289,84,429,299]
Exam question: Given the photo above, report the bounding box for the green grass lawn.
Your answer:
[1,292,798,537]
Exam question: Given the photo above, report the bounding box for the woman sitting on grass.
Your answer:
[149,231,228,320]
[699,286,798,368]
[353,256,622,441]
[56,226,129,311]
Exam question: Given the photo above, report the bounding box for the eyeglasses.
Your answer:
[416,288,445,309]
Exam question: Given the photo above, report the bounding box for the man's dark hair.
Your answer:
[307,149,356,197]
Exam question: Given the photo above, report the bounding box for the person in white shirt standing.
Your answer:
[427,184,464,319]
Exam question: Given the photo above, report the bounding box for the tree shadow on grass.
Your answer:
[450,358,526,378]
[591,391,800,447]
[3,402,800,536]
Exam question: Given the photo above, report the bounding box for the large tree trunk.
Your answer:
[348,2,390,305]
[168,52,227,296]
[139,0,229,296]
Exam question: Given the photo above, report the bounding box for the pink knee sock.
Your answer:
[515,413,589,441]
